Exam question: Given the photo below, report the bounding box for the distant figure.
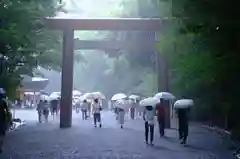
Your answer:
[136,100,142,117]
[92,99,102,128]
[156,98,165,137]
[176,108,190,145]
[42,100,50,123]
[81,100,88,120]
[75,100,80,114]
[0,88,10,153]
[50,99,59,119]
[118,107,125,128]
[130,100,136,119]
[143,106,155,145]
[37,100,44,123]
[114,104,119,120]
[87,101,91,117]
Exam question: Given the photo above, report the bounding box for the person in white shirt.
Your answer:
[92,99,102,128]
[143,105,156,145]
[81,100,88,120]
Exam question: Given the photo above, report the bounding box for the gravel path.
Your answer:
[0,110,234,159]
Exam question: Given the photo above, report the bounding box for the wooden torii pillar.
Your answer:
[44,16,169,128]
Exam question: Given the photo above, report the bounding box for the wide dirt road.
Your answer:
[1,110,234,159]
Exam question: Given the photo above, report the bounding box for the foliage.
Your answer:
[167,0,240,137]
[0,0,61,98]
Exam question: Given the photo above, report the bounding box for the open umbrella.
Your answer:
[129,94,140,100]
[140,97,159,107]
[154,92,176,100]
[92,92,106,99]
[50,92,61,97]
[73,90,82,96]
[41,95,50,101]
[82,93,95,100]
[115,99,129,110]
[111,93,127,101]
[174,99,194,109]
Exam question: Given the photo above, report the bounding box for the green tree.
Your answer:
[0,0,61,98]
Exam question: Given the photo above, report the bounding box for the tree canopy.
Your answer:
[0,0,62,97]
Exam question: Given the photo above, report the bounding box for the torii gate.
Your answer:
[44,16,169,128]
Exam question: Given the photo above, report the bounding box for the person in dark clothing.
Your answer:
[130,100,136,120]
[143,106,155,145]
[156,98,165,137]
[114,106,119,120]
[42,100,50,123]
[176,108,190,145]
[50,99,59,119]
[0,88,10,153]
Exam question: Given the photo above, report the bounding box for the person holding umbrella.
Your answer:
[156,98,165,137]
[115,99,127,128]
[154,92,176,137]
[81,100,88,120]
[111,93,127,121]
[0,88,10,153]
[92,98,102,128]
[140,97,158,146]
[174,99,193,145]
[129,95,140,119]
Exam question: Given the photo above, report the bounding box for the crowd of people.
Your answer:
[112,97,189,146]
[36,97,103,128]
[0,88,190,153]
[36,94,190,147]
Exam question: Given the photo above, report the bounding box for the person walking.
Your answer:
[176,107,190,145]
[136,99,142,117]
[36,100,44,123]
[0,88,10,153]
[42,100,50,123]
[50,99,59,119]
[118,107,125,128]
[87,101,91,117]
[130,100,136,120]
[156,98,165,137]
[81,100,88,120]
[75,100,80,114]
[143,105,155,145]
[92,99,102,128]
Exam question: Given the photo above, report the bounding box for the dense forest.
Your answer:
[1,0,240,138]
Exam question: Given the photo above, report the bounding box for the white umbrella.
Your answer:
[92,92,106,99]
[129,95,140,100]
[140,97,159,107]
[50,92,61,97]
[82,93,95,100]
[40,95,50,101]
[154,92,176,100]
[48,94,59,101]
[111,93,127,101]
[72,90,82,96]
[115,99,129,110]
[174,99,194,109]
[79,95,85,101]
[24,92,34,95]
